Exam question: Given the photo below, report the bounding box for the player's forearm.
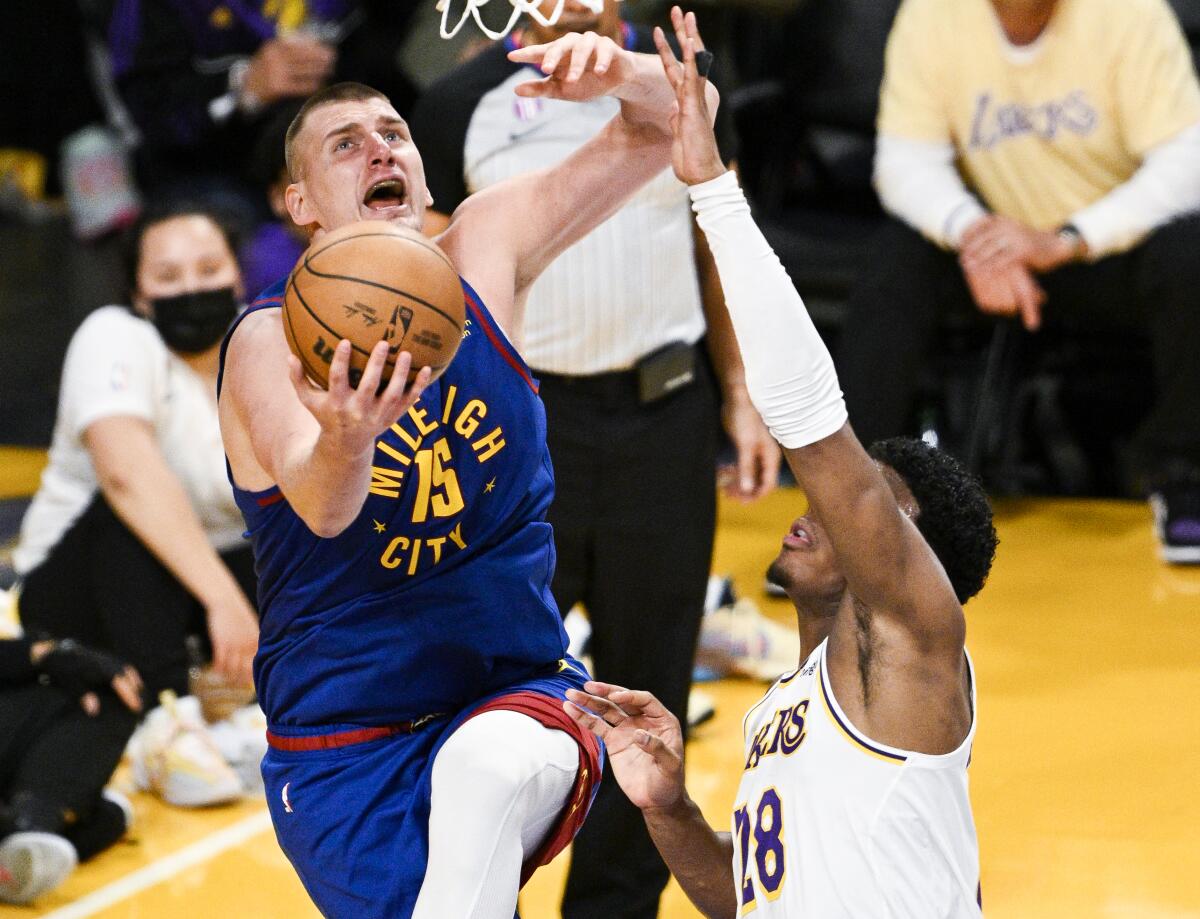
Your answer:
[643,796,737,919]
[688,170,846,449]
[275,431,373,538]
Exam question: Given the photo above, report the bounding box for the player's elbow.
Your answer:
[302,509,354,540]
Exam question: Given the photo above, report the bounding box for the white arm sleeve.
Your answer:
[873,134,987,249]
[1071,121,1200,257]
[689,171,847,450]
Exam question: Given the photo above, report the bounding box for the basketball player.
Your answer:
[564,13,998,917]
[217,17,718,919]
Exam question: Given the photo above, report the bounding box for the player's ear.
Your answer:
[286,182,317,229]
[425,187,434,208]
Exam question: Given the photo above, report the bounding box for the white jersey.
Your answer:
[732,638,982,918]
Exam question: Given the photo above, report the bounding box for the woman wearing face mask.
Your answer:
[11,204,259,807]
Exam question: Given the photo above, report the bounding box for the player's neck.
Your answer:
[792,599,838,662]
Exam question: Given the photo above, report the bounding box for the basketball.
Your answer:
[282,221,465,390]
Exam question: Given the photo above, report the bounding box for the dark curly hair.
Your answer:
[868,438,998,604]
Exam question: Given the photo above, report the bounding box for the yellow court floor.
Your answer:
[2,485,1198,918]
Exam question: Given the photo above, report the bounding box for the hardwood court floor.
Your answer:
[1,471,1197,918]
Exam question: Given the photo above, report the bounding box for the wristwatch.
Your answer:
[1056,223,1087,261]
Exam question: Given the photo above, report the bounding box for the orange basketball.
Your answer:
[282,221,465,390]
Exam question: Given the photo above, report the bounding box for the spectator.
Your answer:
[13,203,260,722]
[838,0,1200,563]
[0,636,142,905]
[106,0,420,217]
[412,3,779,916]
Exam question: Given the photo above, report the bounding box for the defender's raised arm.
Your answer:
[435,18,720,333]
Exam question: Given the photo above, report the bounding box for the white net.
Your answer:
[435,0,607,41]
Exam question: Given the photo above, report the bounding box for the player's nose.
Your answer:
[366,132,395,163]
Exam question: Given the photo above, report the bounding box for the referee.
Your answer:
[412,3,779,916]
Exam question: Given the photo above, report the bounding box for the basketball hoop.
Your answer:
[436,0,609,41]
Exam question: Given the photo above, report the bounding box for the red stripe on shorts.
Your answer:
[265,716,439,751]
[465,690,603,887]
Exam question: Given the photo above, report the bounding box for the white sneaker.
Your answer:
[696,599,801,683]
[687,688,716,729]
[128,692,244,807]
[207,704,268,795]
[0,832,77,904]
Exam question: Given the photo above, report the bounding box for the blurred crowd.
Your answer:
[1,0,1199,909]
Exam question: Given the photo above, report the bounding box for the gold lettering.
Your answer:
[454,399,487,439]
[368,466,405,498]
[407,405,438,436]
[442,385,458,424]
[448,523,467,550]
[377,439,411,466]
[407,538,422,575]
[430,439,465,517]
[390,421,422,452]
[472,427,506,462]
[380,536,410,569]
[427,536,446,564]
[766,707,791,755]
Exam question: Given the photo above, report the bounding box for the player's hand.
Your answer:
[565,682,685,812]
[720,393,780,501]
[961,258,1045,331]
[507,30,632,102]
[243,36,336,107]
[960,214,1077,274]
[288,339,434,457]
[653,7,725,186]
[205,590,259,689]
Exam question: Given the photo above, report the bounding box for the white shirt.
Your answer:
[14,306,245,574]
[732,639,982,917]
[462,71,707,374]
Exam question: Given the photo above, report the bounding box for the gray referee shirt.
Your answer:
[412,27,737,375]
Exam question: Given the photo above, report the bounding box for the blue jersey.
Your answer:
[218,277,569,730]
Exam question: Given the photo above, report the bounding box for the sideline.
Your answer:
[40,809,275,919]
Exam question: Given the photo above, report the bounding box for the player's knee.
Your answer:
[431,711,576,803]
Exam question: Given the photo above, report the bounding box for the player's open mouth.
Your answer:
[782,518,813,549]
[363,179,408,212]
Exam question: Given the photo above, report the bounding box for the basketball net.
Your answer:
[436,0,610,41]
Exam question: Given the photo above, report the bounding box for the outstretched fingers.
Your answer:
[566,687,631,724]
[653,26,683,93]
[564,697,614,742]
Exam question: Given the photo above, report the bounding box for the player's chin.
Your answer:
[359,203,417,226]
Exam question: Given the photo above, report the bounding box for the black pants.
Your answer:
[18,494,257,704]
[0,682,134,861]
[837,216,1200,477]
[543,351,719,919]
